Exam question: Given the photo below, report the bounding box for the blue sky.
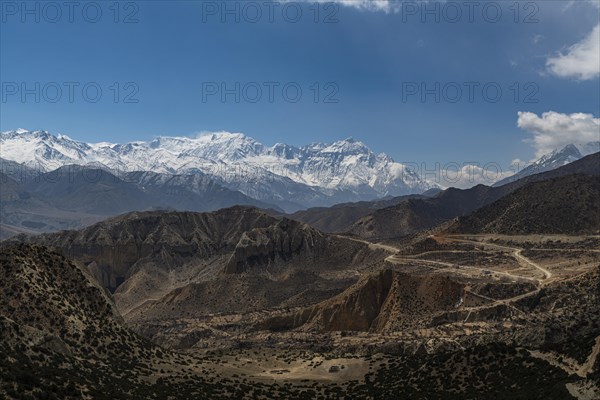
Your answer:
[1,0,599,171]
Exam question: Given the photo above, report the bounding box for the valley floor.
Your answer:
[124,234,600,399]
[2,234,599,399]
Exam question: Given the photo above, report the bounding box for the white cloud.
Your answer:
[561,0,600,13]
[546,24,600,80]
[310,0,396,13]
[440,164,514,189]
[511,159,524,168]
[317,0,599,15]
[517,111,600,157]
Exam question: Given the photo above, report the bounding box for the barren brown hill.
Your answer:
[257,269,466,333]
[349,185,497,239]
[288,205,374,233]
[16,207,386,323]
[450,175,600,234]
[20,206,279,290]
[287,193,430,233]
[224,217,329,274]
[349,152,600,239]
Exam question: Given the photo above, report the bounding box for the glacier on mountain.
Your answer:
[0,129,438,211]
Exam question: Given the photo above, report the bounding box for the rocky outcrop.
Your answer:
[224,218,327,274]
[17,207,277,290]
[317,269,395,331]
[257,269,466,333]
[13,207,383,321]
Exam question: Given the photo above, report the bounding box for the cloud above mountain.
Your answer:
[440,164,514,189]
[311,0,395,12]
[517,111,600,158]
[546,24,600,80]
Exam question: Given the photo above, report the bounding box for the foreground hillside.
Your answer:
[0,244,222,399]
[2,241,598,399]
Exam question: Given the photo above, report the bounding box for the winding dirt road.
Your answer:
[339,233,557,317]
[341,234,549,283]
[343,233,599,328]
[444,236,553,281]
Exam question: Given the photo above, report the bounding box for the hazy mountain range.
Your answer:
[3,130,597,212]
[0,129,437,211]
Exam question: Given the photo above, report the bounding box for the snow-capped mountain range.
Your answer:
[494,142,600,187]
[0,129,437,211]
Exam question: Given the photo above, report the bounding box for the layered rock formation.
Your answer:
[224,219,327,274]
[14,207,386,324]
[258,269,466,333]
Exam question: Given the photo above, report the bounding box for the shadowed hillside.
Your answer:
[348,153,600,239]
[287,193,432,233]
[449,175,600,234]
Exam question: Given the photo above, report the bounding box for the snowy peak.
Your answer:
[0,129,92,171]
[494,141,600,187]
[535,141,599,168]
[534,144,582,168]
[321,137,366,152]
[2,129,49,140]
[268,143,301,160]
[0,129,437,210]
[186,132,265,161]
